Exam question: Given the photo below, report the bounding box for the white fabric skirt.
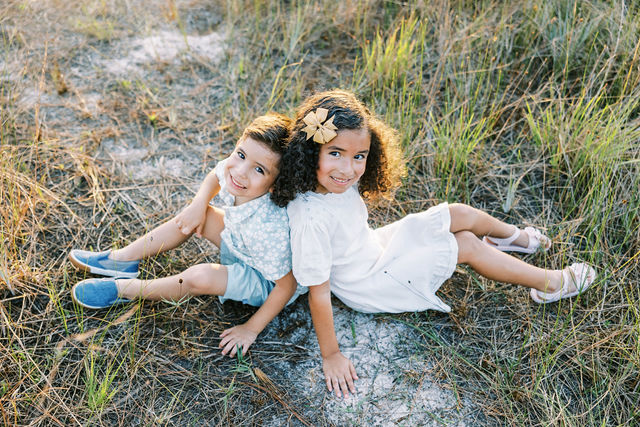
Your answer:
[331,203,458,313]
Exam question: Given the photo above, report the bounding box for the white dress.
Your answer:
[287,187,458,313]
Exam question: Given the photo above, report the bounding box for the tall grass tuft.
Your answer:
[526,88,640,262]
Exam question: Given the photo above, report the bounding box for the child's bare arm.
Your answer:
[219,270,297,357]
[308,281,358,398]
[175,170,221,236]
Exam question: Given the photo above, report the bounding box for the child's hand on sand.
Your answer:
[219,324,259,357]
[174,200,207,237]
[322,351,358,398]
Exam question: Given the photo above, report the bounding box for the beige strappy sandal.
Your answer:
[483,226,552,254]
[530,263,596,304]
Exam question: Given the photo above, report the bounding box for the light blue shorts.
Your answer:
[218,241,305,307]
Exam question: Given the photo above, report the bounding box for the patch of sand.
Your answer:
[101,139,190,181]
[268,304,470,425]
[0,59,23,82]
[17,87,57,110]
[104,30,225,75]
[326,307,468,425]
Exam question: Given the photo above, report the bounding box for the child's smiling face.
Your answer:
[316,128,370,194]
[224,137,281,205]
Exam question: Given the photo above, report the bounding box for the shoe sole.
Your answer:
[68,252,139,278]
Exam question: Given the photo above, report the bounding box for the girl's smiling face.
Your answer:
[225,137,280,205]
[316,128,371,194]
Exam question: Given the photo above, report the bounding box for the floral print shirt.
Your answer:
[213,159,291,281]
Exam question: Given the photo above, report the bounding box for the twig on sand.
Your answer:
[250,367,314,427]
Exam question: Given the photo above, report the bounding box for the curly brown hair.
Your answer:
[241,112,292,156]
[271,90,405,207]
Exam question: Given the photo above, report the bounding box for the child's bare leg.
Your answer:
[116,263,228,300]
[111,206,225,261]
[455,231,563,293]
[449,203,537,248]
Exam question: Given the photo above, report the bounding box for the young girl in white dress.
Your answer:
[271,90,597,398]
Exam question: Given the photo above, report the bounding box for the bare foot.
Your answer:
[535,269,563,294]
[511,229,531,248]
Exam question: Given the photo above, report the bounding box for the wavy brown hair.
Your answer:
[271,90,405,207]
[241,112,292,156]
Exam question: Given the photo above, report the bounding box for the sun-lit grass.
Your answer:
[1,0,639,424]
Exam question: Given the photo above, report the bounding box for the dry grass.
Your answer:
[2,0,640,425]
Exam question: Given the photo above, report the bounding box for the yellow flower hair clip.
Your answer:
[302,108,338,144]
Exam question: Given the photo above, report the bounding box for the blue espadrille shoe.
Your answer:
[69,249,139,278]
[71,278,132,309]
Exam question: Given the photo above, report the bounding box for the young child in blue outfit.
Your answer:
[70,113,304,357]
[271,90,597,398]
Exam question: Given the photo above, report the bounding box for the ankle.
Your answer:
[485,225,518,244]
[115,278,135,299]
[109,249,136,262]
[543,270,563,293]
[512,227,529,248]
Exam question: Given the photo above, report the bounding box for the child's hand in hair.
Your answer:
[174,199,208,237]
[219,324,259,357]
[322,352,358,398]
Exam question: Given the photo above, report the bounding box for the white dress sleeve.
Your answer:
[289,203,333,287]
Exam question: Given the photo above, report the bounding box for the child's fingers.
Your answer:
[229,342,245,357]
[220,340,233,355]
[345,373,356,394]
[338,377,351,398]
[325,377,332,392]
[219,333,234,348]
[219,338,227,349]
[222,340,238,356]
[349,361,359,380]
[332,377,341,398]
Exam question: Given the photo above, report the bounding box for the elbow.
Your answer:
[308,282,331,306]
[274,271,297,297]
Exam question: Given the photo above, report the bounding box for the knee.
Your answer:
[454,230,483,264]
[449,203,475,222]
[449,203,478,232]
[180,264,223,295]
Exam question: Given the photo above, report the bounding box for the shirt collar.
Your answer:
[224,192,271,223]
